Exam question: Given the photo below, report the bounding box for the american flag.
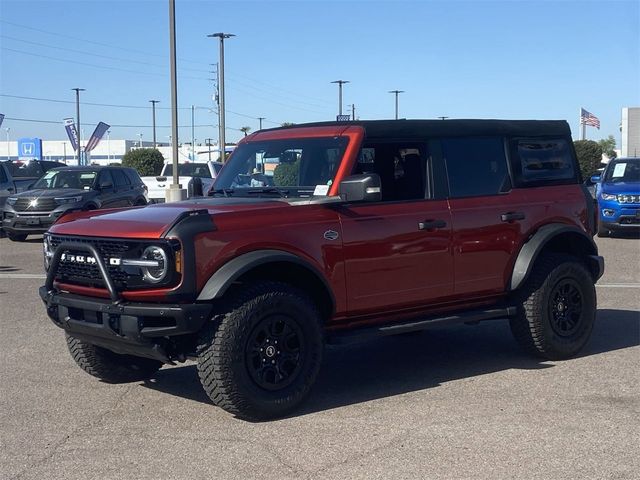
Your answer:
[580,108,600,129]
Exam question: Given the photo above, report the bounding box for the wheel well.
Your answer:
[540,231,596,259]
[230,261,334,320]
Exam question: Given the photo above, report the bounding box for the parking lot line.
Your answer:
[596,284,640,288]
[0,273,46,279]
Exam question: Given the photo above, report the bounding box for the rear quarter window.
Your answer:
[511,138,577,186]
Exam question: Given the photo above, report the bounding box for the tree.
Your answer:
[597,135,617,160]
[121,148,165,176]
[573,140,602,179]
[281,122,296,127]
[240,126,251,137]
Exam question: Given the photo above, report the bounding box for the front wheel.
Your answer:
[197,281,323,420]
[509,254,596,360]
[66,335,162,383]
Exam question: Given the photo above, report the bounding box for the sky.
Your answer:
[0,0,638,146]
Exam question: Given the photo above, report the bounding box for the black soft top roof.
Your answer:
[268,119,572,139]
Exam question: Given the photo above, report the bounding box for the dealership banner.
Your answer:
[63,118,80,151]
[84,122,110,152]
[0,113,4,128]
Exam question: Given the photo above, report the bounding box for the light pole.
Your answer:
[205,138,213,161]
[331,80,350,117]
[5,127,10,160]
[72,88,85,164]
[389,90,404,120]
[107,130,111,162]
[258,117,265,130]
[191,105,195,160]
[208,32,235,162]
[149,100,159,147]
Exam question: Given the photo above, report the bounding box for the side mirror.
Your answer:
[99,180,114,190]
[339,173,382,202]
[590,174,601,183]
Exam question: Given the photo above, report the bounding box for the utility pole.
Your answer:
[208,32,235,162]
[191,105,195,160]
[331,80,349,117]
[106,130,110,162]
[5,127,10,160]
[167,0,186,201]
[205,138,212,161]
[149,100,159,147]
[351,104,355,120]
[389,90,404,120]
[258,117,265,130]
[72,87,85,164]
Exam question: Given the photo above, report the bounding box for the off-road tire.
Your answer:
[66,334,162,383]
[509,254,596,360]
[197,281,323,420]
[8,232,28,242]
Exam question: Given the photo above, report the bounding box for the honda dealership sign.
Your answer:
[17,138,43,161]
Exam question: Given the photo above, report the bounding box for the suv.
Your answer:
[38,120,603,420]
[3,166,147,241]
[592,157,640,237]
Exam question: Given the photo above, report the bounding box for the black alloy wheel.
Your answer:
[548,279,583,337]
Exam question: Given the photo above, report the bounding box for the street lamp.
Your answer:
[72,88,85,164]
[208,32,235,162]
[5,127,10,160]
[149,100,159,147]
[331,80,350,117]
[388,90,404,120]
[258,117,265,130]
[107,130,111,162]
[205,137,212,162]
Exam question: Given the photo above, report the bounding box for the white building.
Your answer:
[621,107,640,157]
[0,139,230,165]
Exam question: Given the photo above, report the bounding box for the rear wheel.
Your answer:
[197,281,323,420]
[66,335,162,383]
[510,254,596,360]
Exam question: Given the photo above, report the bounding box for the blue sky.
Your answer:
[0,0,638,146]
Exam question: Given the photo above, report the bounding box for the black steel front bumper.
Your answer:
[39,287,212,362]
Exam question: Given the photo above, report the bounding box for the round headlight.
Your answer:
[141,246,168,283]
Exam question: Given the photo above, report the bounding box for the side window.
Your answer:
[0,166,7,183]
[442,137,510,198]
[98,170,114,188]
[354,143,428,201]
[124,168,142,185]
[513,138,576,185]
[111,169,130,188]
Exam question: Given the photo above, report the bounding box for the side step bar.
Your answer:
[327,306,517,345]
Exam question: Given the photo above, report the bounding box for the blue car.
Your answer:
[593,157,640,237]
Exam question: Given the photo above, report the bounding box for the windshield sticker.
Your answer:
[612,163,627,178]
[313,185,330,196]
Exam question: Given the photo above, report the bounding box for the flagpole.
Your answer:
[580,108,586,140]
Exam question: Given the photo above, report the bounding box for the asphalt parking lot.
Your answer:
[1,233,638,480]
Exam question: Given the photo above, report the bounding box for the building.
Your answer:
[0,139,229,165]
[621,107,640,157]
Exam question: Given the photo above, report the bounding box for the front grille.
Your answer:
[617,194,640,204]
[49,235,144,289]
[13,197,57,212]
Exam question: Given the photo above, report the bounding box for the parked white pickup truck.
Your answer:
[142,161,224,203]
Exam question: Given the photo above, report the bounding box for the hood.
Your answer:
[13,188,89,198]
[49,197,288,239]
[600,181,640,195]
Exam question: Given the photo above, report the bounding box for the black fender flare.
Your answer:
[196,249,336,309]
[509,223,601,291]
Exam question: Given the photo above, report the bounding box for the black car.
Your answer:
[2,166,148,241]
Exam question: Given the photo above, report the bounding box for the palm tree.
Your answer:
[240,126,251,137]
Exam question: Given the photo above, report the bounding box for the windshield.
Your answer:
[213,137,348,197]
[163,163,213,178]
[32,170,97,190]
[603,159,640,183]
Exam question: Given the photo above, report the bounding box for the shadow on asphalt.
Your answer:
[141,309,640,417]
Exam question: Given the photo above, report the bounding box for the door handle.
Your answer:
[418,219,447,231]
[501,212,525,222]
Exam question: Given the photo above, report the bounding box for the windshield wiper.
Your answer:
[209,188,234,197]
[242,187,289,198]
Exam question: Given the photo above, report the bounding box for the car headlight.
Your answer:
[7,197,18,206]
[600,193,616,201]
[139,246,168,283]
[43,234,53,271]
[54,196,83,204]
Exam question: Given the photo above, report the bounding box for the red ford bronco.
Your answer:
[40,120,604,420]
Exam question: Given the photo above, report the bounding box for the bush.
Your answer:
[273,160,299,186]
[121,148,164,176]
[573,140,602,179]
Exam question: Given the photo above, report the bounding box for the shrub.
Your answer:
[121,148,164,176]
[273,160,299,186]
[573,140,602,179]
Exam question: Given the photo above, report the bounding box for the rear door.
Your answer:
[442,136,527,296]
[96,170,119,208]
[111,169,134,206]
[339,140,454,314]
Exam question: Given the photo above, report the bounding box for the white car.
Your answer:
[142,161,224,203]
